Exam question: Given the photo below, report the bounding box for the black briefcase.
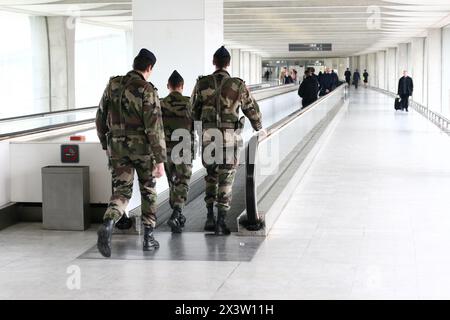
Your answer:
[394,97,401,110]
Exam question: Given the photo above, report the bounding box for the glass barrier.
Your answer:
[0,82,299,139]
[0,107,97,138]
[245,85,348,230]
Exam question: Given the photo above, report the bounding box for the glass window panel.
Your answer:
[75,22,129,109]
[0,11,34,119]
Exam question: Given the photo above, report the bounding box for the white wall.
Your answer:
[386,48,397,93]
[132,0,223,97]
[0,141,10,207]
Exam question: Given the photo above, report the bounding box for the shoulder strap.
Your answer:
[213,75,227,127]
[118,76,135,130]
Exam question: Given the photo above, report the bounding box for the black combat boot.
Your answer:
[215,210,231,236]
[167,208,184,233]
[97,219,114,258]
[143,225,160,251]
[204,204,216,232]
[115,214,133,230]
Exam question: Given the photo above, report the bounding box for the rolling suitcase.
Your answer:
[394,97,401,110]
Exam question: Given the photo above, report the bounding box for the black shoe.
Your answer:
[215,210,231,236]
[115,214,133,230]
[97,219,114,257]
[167,208,184,233]
[405,109,409,112]
[143,225,159,251]
[204,204,216,232]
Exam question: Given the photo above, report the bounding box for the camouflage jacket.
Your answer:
[160,91,195,158]
[96,70,167,163]
[191,70,262,137]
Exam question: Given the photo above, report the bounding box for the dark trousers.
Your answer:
[302,98,317,109]
[400,94,410,110]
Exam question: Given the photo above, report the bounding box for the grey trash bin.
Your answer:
[42,166,90,231]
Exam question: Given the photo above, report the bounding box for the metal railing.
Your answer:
[370,87,450,135]
[244,84,348,231]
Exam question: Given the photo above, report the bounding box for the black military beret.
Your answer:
[214,46,230,58]
[168,70,184,86]
[136,48,157,65]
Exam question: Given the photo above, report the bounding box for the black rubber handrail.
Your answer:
[0,106,97,123]
[0,118,96,141]
[244,84,348,230]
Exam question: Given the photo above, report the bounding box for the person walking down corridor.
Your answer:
[298,69,319,109]
[331,70,339,89]
[264,70,270,82]
[344,68,352,86]
[191,46,263,235]
[160,70,194,234]
[279,67,287,84]
[96,49,167,257]
[397,70,414,112]
[363,69,369,88]
[353,69,361,89]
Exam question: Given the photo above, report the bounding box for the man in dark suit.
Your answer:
[298,69,319,109]
[319,67,335,96]
[397,70,414,112]
[344,68,352,86]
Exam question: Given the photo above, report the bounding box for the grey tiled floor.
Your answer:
[2,88,450,299]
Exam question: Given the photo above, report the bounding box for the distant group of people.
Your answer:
[279,67,298,84]
[344,68,369,89]
[297,66,343,109]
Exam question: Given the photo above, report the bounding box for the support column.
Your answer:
[426,29,442,113]
[47,16,75,111]
[132,0,223,96]
[367,53,376,87]
[29,16,50,114]
[411,37,425,104]
[230,48,241,78]
[250,53,258,84]
[257,55,262,83]
[241,51,251,83]
[442,26,450,116]
[386,48,397,93]
[376,51,386,89]
[360,55,367,73]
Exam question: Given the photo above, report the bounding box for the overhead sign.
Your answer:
[289,43,332,52]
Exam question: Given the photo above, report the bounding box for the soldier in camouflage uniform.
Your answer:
[160,70,195,233]
[191,46,263,235]
[96,48,167,257]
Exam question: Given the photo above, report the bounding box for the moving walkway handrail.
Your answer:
[0,83,298,141]
[0,106,97,123]
[245,84,348,230]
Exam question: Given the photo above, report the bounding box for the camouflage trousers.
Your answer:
[104,155,157,227]
[204,164,237,212]
[164,159,193,210]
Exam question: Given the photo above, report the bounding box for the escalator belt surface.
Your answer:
[156,164,246,233]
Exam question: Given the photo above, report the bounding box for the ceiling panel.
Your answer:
[0,0,449,58]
